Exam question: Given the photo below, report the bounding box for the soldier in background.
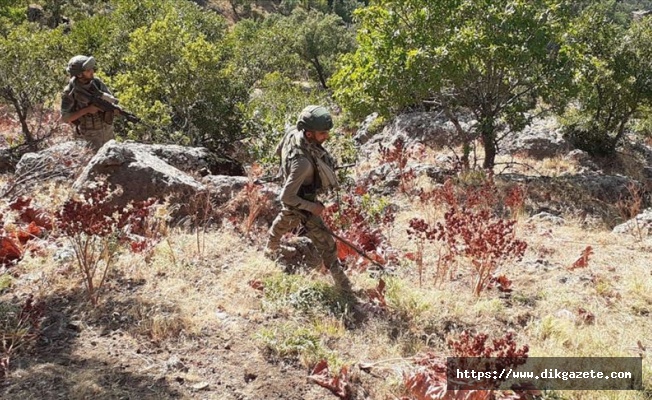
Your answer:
[265,105,353,293]
[60,55,116,150]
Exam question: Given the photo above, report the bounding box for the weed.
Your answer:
[0,294,44,378]
[56,180,157,305]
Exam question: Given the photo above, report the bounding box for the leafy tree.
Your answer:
[230,8,355,89]
[241,72,333,165]
[0,22,68,149]
[332,0,573,169]
[107,4,247,153]
[558,2,652,155]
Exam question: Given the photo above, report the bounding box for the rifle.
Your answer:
[334,163,356,170]
[315,220,388,272]
[69,78,142,124]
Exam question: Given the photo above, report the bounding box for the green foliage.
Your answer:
[0,0,26,34]
[558,2,652,155]
[0,22,68,147]
[104,3,247,152]
[240,72,332,165]
[332,0,573,169]
[230,8,355,89]
[256,324,329,366]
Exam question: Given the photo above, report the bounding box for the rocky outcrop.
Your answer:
[361,111,474,154]
[498,117,571,159]
[121,141,245,176]
[613,209,652,237]
[72,141,207,214]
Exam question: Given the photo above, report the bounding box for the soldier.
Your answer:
[265,105,353,293]
[60,55,116,150]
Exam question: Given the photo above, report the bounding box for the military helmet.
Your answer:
[296,105,333,132]
[66,55,96,76]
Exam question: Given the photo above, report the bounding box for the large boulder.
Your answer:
[120,141,245,176]
[72,141,206,214]
[15,141,92,180]
[498,117,571,159]
[361,111,473,154]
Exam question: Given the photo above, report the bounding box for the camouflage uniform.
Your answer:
[60,56,115,150]
[266,106,351,291]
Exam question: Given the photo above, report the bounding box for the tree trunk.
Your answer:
[480,117,496,170]
[4,87,36,150]
[311,57,328,89]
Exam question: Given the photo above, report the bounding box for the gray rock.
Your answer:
[527,212,565,225]
[362,111,473,155]
[564,149,599,171]
[499,117,570,159]
[72,141,206,217]
[121,141,244,176]
[15,141,92,181]
[353,112,380,145]
[613,209,652,237]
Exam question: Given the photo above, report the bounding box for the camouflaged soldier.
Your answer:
[265,105,352,292]
[60,55,116,150]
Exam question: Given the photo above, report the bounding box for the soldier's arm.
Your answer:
[60,92,99,123]
[280,157,320,214]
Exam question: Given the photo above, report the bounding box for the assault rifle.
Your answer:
[334,163,356,170]
[69,78,142,124]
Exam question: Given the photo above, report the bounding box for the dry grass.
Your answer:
[2,145,652,399]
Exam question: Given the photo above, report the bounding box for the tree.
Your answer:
[279,8,356,88]
[557,2,652,155]
[107,4,248,153]
[0,22,68,149]
[229,8,355,90]
[332,0,573,169]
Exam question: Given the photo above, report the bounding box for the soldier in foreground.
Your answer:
[60,55,117,150]
[265,105,353,293]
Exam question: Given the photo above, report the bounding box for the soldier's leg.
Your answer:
[265,209,303,254]
[82,125,114,151]
[304,215,352,292]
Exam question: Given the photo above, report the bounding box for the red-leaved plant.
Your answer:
[56,181,157,304]
[402,331,535,400]
[322,190,397,271]
[408,177,527,295]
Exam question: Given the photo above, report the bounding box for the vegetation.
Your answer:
[1,0,652,398]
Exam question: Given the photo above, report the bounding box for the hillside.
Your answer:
[0,127,651,399]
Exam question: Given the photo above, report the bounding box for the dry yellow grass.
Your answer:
[2,142,652,399]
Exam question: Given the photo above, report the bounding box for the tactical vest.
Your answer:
[64,79,111,131]
[279,128,322,202]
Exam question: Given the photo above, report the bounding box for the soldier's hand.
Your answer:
[85,105,102,114]
[312,203,325,216]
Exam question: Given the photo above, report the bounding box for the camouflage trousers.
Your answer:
[78,124,114,151]
[267,208,351,290]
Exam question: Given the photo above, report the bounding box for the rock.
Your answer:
[361,111,473,155]
[353,112,380,145]
[527,212,565,226]
[15,141,92,181]
[499,117,570,159]
[121,141,244,176]
[72,141,206,218]
[191,382,210,391]
[564,149,599,171]
[613,209,652,237]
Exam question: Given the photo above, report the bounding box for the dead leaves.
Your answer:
[308,360,353,399]
[568,246,593,270]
